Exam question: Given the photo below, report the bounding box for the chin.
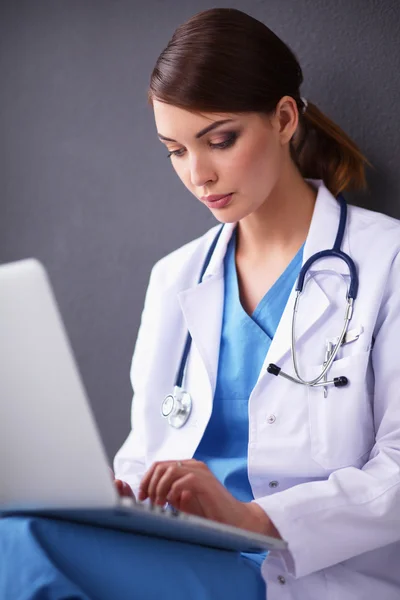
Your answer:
[209,204,255,225]
[210,212,238,225]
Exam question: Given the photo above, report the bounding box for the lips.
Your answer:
[201,194,231,202]
[200,193,233,209]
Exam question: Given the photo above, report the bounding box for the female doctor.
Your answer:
[113,7,400,600]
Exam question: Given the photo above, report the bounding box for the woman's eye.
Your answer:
[210,132,238,149]
[166,132,238,159]
[167,148,186,158]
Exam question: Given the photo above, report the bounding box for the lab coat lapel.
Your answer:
[264,181,351,369]
[177,223,236,397]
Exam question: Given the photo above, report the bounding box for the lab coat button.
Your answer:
[269,480,279,488]
[267,414,276,424]
[277,575,286,585]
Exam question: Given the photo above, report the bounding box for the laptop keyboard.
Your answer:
[119,496,184,518]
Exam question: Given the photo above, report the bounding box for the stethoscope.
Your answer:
[161,195,358,428]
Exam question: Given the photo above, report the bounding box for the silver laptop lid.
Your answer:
[0,259,118,509]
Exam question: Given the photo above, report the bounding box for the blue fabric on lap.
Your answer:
[0,516,266,600]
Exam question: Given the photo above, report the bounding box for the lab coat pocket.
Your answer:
[307,350,374,470]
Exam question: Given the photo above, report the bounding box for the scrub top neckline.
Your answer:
[228,229,305,329]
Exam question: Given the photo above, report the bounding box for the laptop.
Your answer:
[0,258,287,553]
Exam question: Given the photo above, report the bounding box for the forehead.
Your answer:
[153,100,241,139]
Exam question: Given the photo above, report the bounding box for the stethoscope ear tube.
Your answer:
[333,376,349,387]
[289,292,353,387]
[296,249,359,300]
[296,196,359,300]
[268,195,357,391]
[267,364,349,389]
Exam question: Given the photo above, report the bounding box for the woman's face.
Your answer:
[153,99,296,223]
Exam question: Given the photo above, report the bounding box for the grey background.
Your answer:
[1,0,399,460]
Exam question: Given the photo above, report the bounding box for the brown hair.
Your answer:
[149,8,369,196]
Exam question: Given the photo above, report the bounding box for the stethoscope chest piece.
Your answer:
[161,385,192,429]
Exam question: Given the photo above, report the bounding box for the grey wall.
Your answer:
[1,0,399,460]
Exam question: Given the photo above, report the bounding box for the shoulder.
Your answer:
[148,224,222,292]
[347,203,400,256]
[348,202,400,236]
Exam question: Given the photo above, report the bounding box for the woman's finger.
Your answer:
[139,461,165,500]
[165,477,195,512]
[114,479,134,498]
[139,459,208,502]
[166,473,205,513]
[153,464,188,505]
[146,463,169,501]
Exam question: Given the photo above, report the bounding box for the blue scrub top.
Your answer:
[194,230,304,501]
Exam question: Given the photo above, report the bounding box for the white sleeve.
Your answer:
[113,263,160,498]
[254,252,400,578]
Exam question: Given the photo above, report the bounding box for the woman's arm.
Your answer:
[252,251,400,577]
[136,251,400,579]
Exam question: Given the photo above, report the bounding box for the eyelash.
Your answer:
[167,132,238,159]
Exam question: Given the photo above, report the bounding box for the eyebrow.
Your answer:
[157,119,234,143]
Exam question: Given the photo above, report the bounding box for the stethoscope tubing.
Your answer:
[165,194,358,428]
[269,195,358,388]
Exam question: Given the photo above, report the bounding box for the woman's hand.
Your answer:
[109,468,135,499]
[138,459,281,538]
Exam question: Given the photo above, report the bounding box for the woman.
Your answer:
[1,7,400,600]
[113,7,400,600]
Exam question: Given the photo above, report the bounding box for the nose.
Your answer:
[189,153,216,188]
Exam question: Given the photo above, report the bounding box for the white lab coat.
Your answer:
[114,180,400,600]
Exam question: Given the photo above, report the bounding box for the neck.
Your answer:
[236,166,317,262]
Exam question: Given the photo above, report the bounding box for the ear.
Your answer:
[273,96,299,145]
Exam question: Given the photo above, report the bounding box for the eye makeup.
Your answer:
[166,130,240,158]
